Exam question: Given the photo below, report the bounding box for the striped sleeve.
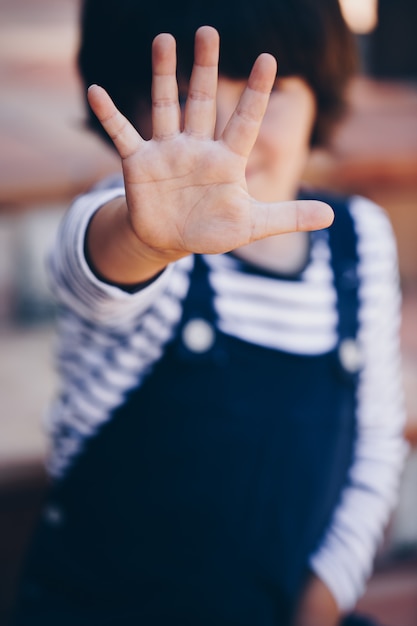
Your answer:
[310,196,409,610]
[47,186,173,327]
[45,183,193,477]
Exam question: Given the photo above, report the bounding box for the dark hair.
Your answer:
[78,0,357,146]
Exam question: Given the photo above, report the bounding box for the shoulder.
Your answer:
[311,191,393,236]
[347,195,395,242]
[315,193,400,304]
[319,192,397,261]
[302,189,396,254]
[346,195,398,268]
[345,197,401,320]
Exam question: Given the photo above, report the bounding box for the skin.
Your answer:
[86,26,333,286]
[86,25,340,625]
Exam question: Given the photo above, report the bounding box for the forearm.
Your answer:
[86,196,173,287]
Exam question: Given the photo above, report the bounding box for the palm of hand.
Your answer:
[123,135,252,255]
[88,26,332,263]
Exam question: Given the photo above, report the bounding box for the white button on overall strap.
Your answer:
[182,318,215,353]
[338,338,363,374]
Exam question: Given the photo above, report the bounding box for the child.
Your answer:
[13,1,407,624]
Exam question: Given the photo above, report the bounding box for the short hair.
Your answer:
[78,0,358,146]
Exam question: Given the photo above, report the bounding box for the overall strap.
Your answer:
[181,253,217,325]
[324,194,363,377]
[174,253,222,359]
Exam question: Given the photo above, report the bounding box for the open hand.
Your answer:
[88,26,333,266]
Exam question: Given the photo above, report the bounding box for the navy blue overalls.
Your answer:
[13,197,361,626]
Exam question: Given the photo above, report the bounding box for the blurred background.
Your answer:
[0,0,416,623]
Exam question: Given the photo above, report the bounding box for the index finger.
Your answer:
[220,53,277,157]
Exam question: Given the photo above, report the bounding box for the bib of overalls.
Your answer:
[14,197,361,626]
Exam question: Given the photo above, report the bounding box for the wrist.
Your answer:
[86,197,174,286]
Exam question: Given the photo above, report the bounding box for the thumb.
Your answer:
[249,199,334,240]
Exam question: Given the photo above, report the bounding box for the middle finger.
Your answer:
[183,26,219,139]
[152,33,181,140]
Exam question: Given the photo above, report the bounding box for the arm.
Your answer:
[306,198,408,612]
[85,26,333,288]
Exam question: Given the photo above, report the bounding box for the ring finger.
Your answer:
[183,26,219,139]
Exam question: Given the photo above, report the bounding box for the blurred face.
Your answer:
[215,75,317,202]
[214,75,317,269]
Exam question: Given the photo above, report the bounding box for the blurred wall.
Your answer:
[370,0,417,79]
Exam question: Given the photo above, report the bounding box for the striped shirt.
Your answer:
[46,178,408,612]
